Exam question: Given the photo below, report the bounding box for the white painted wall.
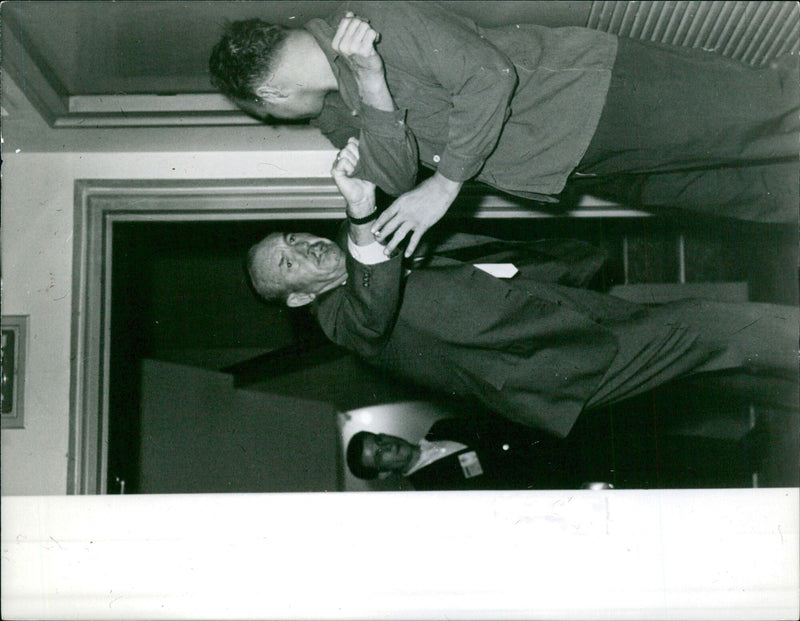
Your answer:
[0,117,338,494]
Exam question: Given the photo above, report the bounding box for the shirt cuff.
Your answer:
[436,149,487,183]
[347,236,390,265]
[358,105,409,140]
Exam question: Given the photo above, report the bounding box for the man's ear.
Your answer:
[255,84,285,102]
[286,291,315,308]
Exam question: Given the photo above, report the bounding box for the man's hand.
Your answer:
[331,12,383,79]
[331,138,377,219]
[371,173,463,257]
[331,12,393,111]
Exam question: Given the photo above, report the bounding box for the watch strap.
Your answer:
[347,210,378,225]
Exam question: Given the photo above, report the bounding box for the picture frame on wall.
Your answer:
[2,315,28,429]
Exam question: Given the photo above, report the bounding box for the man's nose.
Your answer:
[295,240,314,257]
[307,242,324,259]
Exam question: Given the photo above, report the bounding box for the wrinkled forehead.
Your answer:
[250,233,285,279]
[256,233,286,264]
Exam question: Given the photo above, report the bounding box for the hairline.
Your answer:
[348,431,381,480]
[209,19,293,102]
[248,233,290,302]
[241,27,306,101]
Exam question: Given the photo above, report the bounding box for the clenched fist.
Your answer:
[331,11,383,78]
[332,138,377,218]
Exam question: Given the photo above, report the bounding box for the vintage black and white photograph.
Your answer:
[2,2,798,619]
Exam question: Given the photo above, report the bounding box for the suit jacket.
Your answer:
[408,415,757,490]
[313,231,644,437]
[406,416,581,491]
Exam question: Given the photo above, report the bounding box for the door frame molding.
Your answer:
[68,178,349,494]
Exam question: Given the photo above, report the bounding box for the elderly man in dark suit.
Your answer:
[246,140,799,439]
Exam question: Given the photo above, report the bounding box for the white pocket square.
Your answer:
[473,263,518,278]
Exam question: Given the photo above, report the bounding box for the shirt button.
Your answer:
[432,154,441,163]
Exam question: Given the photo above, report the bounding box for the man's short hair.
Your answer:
[209,18,290,102]
[346,431,380,480]
[246,235,290,303]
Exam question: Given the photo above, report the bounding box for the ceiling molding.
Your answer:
[2,9,68,127]
[68,93,239,113]
[51,108,261,128]
[58,93,261,127]
[2,9,259,128]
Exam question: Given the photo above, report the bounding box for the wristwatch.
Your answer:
[347,210,378,225]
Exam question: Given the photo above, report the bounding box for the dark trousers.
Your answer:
[501,298,799,438]
[574,37,800,223]
[585,299,799,410]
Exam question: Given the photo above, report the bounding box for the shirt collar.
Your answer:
[303,17,361,111]
[405,438,467,475]
[304,18,339,66]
